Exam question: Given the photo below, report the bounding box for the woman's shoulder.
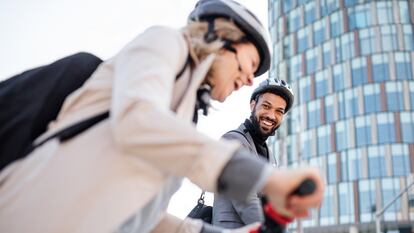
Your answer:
[143,25,180,35]
[140,26,185,43]
[130,26,188,57]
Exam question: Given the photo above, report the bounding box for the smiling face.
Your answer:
[205,42,260,102]
[250,92,287,137]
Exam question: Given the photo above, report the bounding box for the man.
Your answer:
[212,77,294,229]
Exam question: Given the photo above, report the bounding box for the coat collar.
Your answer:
[175,53,216,121]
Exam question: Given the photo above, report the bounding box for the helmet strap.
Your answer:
[196,83,212,116]
[204,19,218,43]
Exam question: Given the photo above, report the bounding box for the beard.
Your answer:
[249,109,279,138]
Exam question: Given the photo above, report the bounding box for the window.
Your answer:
[386,82,404,111]
[327,153,337,183]
[335,37,342,62]
[320,185,335,225]
[298,0,311,5]
[299,76,311,103]
[301,130,314,158]
[270,25,277,42]
[341,152,348,180]
[288,8,301,33]
[376,2,393,25]
[400,112,414,143]
[359,28,376,55]
[355,115,372,147]
[283,34,295,58]
[315,69,329,98]
[341,33,355,61]
[272,1,280,21]
[359,179,376,222]
[364,84,381,113]
[282,0,295,14]
[391,144,410,176]
[330,11,343,38]
[351,57,368,86]
[411,82,414,109]
[382,178,401,221]
[348,4,371,31]
[297,27,309,53]
[320,0,339,16]
[345,88,359,118]
[333,63,345,91]
[339,182,355,223]
[289,54,303,81]
[308,100,321,128]
[377,113,396,144]
[273,43,281,66]
[318,125,331,155]
[313,19,326,46]
[347,149,362,180]
[395,53,413,80]
[306,48,317,74]
[277,17,284,42]
[398,1,410,24]
[325,94,335,123]
[364,84,382,113]
[368,145,386,178]
[403,25,414,51]
[344,0,358,7]
[381,25,398,52]
[323,41,331,68]
[305,1,316,25]
[338,92,346,119]
[372,54,389,82]
[336,120,349,151]
[286,135,297,164]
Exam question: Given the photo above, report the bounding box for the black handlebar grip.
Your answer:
[291,178,316,196]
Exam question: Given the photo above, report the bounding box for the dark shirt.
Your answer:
[243,119,269,161]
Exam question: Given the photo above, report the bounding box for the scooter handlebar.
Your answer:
[250,178,317,233]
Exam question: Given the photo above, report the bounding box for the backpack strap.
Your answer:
[175,55,190,80]
[27,111,109,155]
[28,55,190,154]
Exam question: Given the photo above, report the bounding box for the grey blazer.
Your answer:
[212,123,265,229]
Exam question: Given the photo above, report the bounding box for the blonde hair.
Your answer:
[182,18,246,64]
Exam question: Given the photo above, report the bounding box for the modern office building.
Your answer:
[267,0,414,232]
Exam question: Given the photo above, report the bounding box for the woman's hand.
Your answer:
[260,168,325,218]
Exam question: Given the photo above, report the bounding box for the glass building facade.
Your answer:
[267,0,414,232]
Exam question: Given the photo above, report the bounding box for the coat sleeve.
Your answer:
[230,194,264,225]
[110,26,240,192]
[221,132,264,224]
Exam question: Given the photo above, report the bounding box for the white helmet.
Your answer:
[188,0,272,77]
[251,77,295,113]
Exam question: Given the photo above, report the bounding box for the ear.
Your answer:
[250,100,256,111]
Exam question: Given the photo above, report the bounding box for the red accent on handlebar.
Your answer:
[248,226,260,233]
[263,203,294,225]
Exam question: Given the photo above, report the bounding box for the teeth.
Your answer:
[262,120,274,126]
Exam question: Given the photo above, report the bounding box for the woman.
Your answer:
[0,0,324,233]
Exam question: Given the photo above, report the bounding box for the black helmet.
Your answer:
[188,0,271,77]
[251,77,294,113]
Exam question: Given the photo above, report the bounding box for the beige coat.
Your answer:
[0,26,240,233]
